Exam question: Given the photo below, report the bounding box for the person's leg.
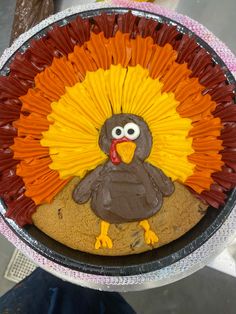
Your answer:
[0,268,135,314]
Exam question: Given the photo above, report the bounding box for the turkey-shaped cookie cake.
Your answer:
[0,11,236,255]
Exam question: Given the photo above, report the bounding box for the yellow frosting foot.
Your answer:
[95,221,113,249]
[139,220,159,245]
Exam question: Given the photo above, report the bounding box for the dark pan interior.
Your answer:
[0,8,236,277]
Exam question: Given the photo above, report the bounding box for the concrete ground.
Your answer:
[123,267,236,314]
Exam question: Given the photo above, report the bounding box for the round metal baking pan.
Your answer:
[0,7,236,277]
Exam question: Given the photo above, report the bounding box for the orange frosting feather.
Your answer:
[68,45,98,80]
[34,57,79,102]
[20,89,52,116]
[16,157,70,204]
[13,113,51,138]
[86,32,112,70]
[108,32,131,67]
[189,118,222,137]
[148,43,177,79]
[11,137,49,159]
[17,157,52,179]
[185,173,214,194]
[177,94,216,122]
[35,68,65,101]
[192,137,223,153]
[161,63,192,93]
[48,56,78,86]
[188,153,223,171]
[130,35,153,67]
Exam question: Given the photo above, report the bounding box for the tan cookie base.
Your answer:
[32,178,207,256]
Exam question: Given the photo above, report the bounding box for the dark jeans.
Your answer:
[0,268,135,314]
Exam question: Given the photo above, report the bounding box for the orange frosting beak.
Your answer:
[116,141,136,164]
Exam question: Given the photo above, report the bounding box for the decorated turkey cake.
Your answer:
[0,11,236,256]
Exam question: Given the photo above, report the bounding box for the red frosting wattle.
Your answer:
[110,137,130,165]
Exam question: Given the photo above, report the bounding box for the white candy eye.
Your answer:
[124,122,140,140]
[112,126,124,139]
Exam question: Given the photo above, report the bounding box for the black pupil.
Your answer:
[128,129,135,135]
[116,128,122,135]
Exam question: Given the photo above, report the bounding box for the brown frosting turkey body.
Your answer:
[73,114,174,223]
[91,159,174,223]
